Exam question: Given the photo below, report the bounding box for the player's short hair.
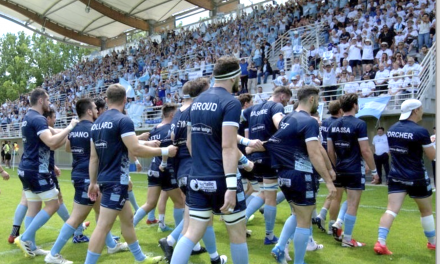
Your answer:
[377,127,385,131]
[106,84,126,105]
[162,103,177,118]
[95,98,106,110]
[43,107,56,118]
[190,77,210,97]
[76,98,94,119]
[238,93,253,107]
[213,56,240,79]
[30,88,48,106]
[328,100,341,115]
[272,86,293,97]
[182,81,191,96]
[297,86,319,102]
[339,93,358,112]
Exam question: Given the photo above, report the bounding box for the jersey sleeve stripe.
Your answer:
[222,122,239,127]
[327,137,333,141]
[37,129,50,136]
[121,132,136,138]
[358,137,369,141]
[422,142,435,148]
[305,137,319,142]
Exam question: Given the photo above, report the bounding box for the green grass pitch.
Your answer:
[0,168,435,264]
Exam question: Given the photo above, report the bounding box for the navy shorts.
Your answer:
[253,163,277,180]
[349,60,362,67]
[18,169,56,194]
[278,170,317,206]
[388,178,432,199]
[148,167,178,191]
[99,183,128,211]
[178,176,188,195]
[51,172,60,191]
[362,59,374,65]
[333,173,365,190]
[186,176,247,215]
[73,180,95,206]
[238,168,256,182]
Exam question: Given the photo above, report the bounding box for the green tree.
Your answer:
[0,32,92,103]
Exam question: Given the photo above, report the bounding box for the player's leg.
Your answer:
[91,196,121,250]
[341,189,364,247]
[158,191,172,232]
[9,191,28,243]
[374,191,406,255]
[167,188,185,228]
[414,192,436,249]
[292,204,314,264]
[119,199,164,263]
[263,177,278,244]
[133,186,161,226]
[128,179,140,212]
[224,214,248,264]
[328,187,344,235]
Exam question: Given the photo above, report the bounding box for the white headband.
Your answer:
[214,68,241,81]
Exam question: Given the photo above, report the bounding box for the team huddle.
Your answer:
[2,56,435,264]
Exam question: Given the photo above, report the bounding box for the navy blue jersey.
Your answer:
[171,107,191,159]
[238,109,248,154]
[265,111,320,171]
[327,115,368,175]
[241,101,284,165]
[320,116,338,150]
[49,151,54,172]
[387,120,433,182]
[91,109,134,185]
[19,109,50,173]
[68,120,93,181]
[149,123,173,170]
[190,87,241,177]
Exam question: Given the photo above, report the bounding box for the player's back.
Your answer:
[320,116,338,150]
[69,120,93,180]
[190,87,241,177]
[171,107,191,159]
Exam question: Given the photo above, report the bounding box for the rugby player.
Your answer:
[84,84,177,263]
[374,99,436,255]
[327,93,379,247]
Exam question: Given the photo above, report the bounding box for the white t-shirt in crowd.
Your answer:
[372,134,390,155]
[362,44,374,60]
[360,81,376,97]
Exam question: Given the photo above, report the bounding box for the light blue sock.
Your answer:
[133,207,147,227]
[202,226,217,254]
[277,214,297,248]
[84,250,101,264]
[264,205,277,239]
[173,208,184,226]
[128,240,146,261]
[13,204,28,226]
[276,191,285,204]
[22,210,51,250]
[230,243,249,264]
[73,224,84,236]
[293,227,310,264]
[24,216,34,230]
[170,236,195,264]
[344,214,357,237]
[57,203,70,222]
[178,233,183,241]
[105,232,117,248]
[246,196,264,220]
[319,207,328,220]
[338,201,348,222]
[170,220,184,241]
[147,208,156,221]
[245,195,255,206]
[378,227,389,241]
[51,223,75,256]
[128,190,139,212]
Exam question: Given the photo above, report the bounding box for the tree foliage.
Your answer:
[0,32,93,103]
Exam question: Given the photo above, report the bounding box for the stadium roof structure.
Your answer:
[0,0,214,47]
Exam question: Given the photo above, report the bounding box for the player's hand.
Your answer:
[220,190,237,214]
[138,132,150,140]
[328,169,336,181]
[144,140,160,147]
[69,118,79,129]
[88,183,100,202]
[248,139,263,149]
[326,182,337,200]
[167,145,178,158]
[54,166,61,177]
[365,164,370,174]
[1,170,10,181]
[371,172,380,184]
[243,160,254,172]
[136,163,142,172]
[245,146,253,155]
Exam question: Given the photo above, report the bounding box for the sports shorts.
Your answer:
[99,183,128,211]
[388,178,432,199]
[278,169,317,206]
